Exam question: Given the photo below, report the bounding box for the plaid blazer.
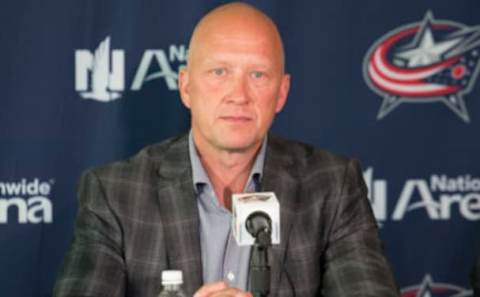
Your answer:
[54,134,399,297]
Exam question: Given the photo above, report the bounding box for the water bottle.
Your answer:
[157,270,186,297]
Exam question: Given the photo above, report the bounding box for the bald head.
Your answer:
[188,2,285,72]
[178,2,290,155]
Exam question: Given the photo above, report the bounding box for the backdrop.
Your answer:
[1,1,479,296]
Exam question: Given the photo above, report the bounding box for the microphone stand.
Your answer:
[248,228,271,297]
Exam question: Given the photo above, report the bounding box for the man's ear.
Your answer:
[178,68,191,109]
[275,74,290,113]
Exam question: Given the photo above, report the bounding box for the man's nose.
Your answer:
[226,74,250,104]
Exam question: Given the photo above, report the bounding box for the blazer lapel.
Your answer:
[261,136,299,297]
[154,135,203,296]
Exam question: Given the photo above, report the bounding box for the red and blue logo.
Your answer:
[363,11,480,123]
[401,275,472,297]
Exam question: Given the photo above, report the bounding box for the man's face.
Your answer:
[179,21,290,153]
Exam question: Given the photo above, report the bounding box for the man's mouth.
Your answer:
[219,116,252,122]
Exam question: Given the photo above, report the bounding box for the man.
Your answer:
[54,3,399,297]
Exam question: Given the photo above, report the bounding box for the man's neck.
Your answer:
[192,134,262,210]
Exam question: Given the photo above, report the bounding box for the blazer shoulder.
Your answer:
[267,135,367,194]
[268,134,353,170]
[82,134,188,184]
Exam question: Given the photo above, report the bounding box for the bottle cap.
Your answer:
[162,270,183,285]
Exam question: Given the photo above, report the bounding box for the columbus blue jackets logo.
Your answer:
[363,11,480,123]
[401,274,472,297]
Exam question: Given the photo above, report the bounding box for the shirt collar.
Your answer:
[188,130,267,194]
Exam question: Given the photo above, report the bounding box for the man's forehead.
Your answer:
[191,36,279,69]
[200,31,277,51]
[200,53,275,68]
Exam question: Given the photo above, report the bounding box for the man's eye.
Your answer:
[251,71,265,79]
[212,68,226,76]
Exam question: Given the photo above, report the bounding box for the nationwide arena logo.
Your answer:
[0,178,53,224]
[401,274,472,297]
[363,168,480,224]
[363,11,480,123]
[75,36,187,102]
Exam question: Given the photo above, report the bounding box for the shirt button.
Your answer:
[227,272,235,282]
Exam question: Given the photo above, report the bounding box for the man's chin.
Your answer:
[216,138,262,153]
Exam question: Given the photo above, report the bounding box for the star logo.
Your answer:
[395,26,461,67]
[401,274,472,297]
[363,11,480,123]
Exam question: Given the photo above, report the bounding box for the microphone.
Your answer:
[246,211,271,245]
[232,192,280,297]
[231,192,280,246]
